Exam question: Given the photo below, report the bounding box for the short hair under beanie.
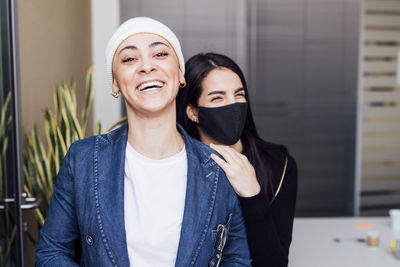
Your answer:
[105,17,185,89]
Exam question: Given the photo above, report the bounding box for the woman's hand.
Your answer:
[210,143,261,197]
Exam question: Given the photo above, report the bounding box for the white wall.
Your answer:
[19,0,92,138]
[91,0,121,131]
[119,0,248,77]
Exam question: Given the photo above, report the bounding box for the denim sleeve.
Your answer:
[220,195,252,266]
[35,145,80,267]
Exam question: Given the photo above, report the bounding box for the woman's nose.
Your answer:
[227,94,236,104]
[139,57,156,73]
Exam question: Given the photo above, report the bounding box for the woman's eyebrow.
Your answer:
[118,42,169,56]
[118,45,137,55]
[208,88,244,96]
[208,90,225,96]
[149,41,170,48]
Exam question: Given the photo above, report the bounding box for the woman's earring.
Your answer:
[192,117,199,123]
[179,81,186,88]
[111,91,120,98]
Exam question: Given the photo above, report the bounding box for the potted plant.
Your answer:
[23,67,126,227]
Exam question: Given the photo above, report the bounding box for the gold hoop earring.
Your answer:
[111,91,120,98]
[179,81,186,88]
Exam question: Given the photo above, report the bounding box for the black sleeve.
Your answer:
[238,156,298,267]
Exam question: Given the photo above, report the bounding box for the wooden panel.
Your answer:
[362,165,400,178]
[361,209,391,216]
[363,150,400,162]
[363,91,400,101]
[363,121,400,132]
[361,0,400,216]
[361,175,400,191]
[363,136,400,147]
[365,14,400,27]
[363,131,400,137]
[364,116,400,123]
[364,61,397,72]
[366,1,400,11]
[363,76,397,87]
[364,46,399,57]
[363,160,400,167]
[361,193,400,206]
[365,30,400,42]
[363,107,400,118]
[363,146,400,153]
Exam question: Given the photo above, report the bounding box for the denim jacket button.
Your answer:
[86,235,94,246]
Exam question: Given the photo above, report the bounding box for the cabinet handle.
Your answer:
[0,193,41,210]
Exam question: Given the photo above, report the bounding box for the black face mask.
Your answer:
[197,102,248,145]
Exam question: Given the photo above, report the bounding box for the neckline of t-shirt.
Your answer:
[126,142,186,164]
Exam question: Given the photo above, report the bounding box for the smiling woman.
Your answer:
[112,33,184,118]
[35,17,251,267]
[177,53,298,267]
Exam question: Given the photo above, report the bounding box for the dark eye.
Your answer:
[122,57,136,63]
[155,51,169,58]
[211,96,222,101]
[236,93,245,98]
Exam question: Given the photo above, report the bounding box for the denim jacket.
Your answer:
[36,124,251,266]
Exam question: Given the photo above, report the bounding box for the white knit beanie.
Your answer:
[105,17,185,89]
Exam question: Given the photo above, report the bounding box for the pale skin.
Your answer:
[112,33,186,159]
[186,68,261,197]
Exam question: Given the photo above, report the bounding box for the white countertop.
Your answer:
[288,217,400,267]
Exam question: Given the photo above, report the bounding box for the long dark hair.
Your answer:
[177,52,286,202]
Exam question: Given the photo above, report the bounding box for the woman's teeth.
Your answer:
[137,81,164,91]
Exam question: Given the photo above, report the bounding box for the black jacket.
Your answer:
[239,146,298,267]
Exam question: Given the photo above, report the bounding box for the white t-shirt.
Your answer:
[124,142,187,267]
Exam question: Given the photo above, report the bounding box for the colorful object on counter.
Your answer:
[332,238,365,243]
[366,231,380,247]
[390,239,400,260]
[355,222,375,229]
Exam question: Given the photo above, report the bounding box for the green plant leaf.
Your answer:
[22,67,111,240]
[81,67,94,135]
[95,122,102,135]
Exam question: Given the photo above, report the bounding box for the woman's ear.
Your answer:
[186,105,199,123]
[179,70,186,88]
[112,77,120,95]
[179,69,184,81]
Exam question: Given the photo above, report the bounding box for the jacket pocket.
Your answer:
[211,213,232,241]
[209,213,232,267]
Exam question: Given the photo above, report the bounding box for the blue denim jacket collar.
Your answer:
[95,123,220,266]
